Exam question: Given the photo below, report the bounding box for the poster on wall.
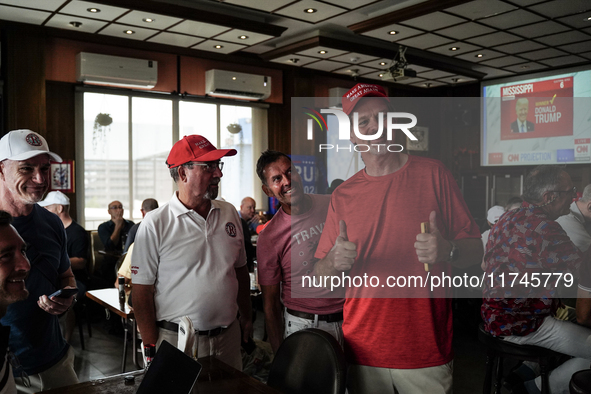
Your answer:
[407,126,428,151]
[291,155,317,193]
[50,161,74,193]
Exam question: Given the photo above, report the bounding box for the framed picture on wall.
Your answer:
[50,161,74,193]
[407,126,428,151]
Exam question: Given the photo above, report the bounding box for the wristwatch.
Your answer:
[446,241,459,263]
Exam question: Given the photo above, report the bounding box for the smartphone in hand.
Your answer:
[48,288,78,299]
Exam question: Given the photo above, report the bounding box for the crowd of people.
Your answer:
[0,83,589,393]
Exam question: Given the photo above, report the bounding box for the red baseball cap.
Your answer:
[166,135,237,168]
[342,83,389,115]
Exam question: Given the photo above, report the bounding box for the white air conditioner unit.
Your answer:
[76,52,158,89]
[205,69,271,101]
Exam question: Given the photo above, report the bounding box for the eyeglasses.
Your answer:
[191,162,224,173]
[109,205,123,210]
[549,186,577,195]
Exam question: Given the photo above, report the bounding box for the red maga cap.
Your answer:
[342,83,389,115]
[166,135,237,168]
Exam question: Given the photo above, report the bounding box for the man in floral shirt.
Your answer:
[482,165,591,393]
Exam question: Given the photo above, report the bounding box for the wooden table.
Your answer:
[39,356,280,393]
[86,288,140,372]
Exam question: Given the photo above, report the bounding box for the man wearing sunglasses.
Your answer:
[132,135,251,370]
[97,201,134,283]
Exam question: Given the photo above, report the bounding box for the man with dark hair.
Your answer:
[256,150,344,353]
[132,135,251,370]
[482,165,591,393]
[117,198,159,285]
[0,129,78,393]
[314,84,483,394]
[0,211,31,394]
[123,198,158,253]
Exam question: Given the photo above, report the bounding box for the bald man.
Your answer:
[239,197,257,271]
[97,201,134,283]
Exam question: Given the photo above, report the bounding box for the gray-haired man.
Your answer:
[0,129,78,393]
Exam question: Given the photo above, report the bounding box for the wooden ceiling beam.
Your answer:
[261,34,486,80]
[348,0,472,34]
[91,0,287,37]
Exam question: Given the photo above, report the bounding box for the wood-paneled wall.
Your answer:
[2,25,46,134]
[46,81,78,220]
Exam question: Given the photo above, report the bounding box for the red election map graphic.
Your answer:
[500,76,573,140]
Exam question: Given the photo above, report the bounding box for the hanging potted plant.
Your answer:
[226,123,242,134]
[93,113,113,151]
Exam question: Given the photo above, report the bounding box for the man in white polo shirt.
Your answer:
[132,135,252,370]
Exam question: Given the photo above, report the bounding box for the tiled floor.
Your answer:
[68,304,502,393]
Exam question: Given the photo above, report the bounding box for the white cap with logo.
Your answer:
[487,205,505,224]
[38,191,70,207]
[0,129,62,162]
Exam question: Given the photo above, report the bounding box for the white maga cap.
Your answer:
[0,129,62,162]
[38,191,70,207]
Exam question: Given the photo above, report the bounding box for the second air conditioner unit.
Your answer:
[76,52,158,89]
[205,69,271,101]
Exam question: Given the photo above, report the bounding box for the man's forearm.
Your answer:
[261,284,284,353]
[110,226,123,246]
[59,268,77,289]
[264,299,284,353]
[235,266,252,322]
[133,284,159,344]
[69,257,87,271]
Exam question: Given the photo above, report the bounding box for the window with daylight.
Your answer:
[79,91,267,229]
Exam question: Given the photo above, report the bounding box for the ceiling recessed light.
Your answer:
[378,73,384,77]
[379,62,387,66]
[452,78,460,83]
[214,45,224,49]
[318,50,327,54]
[232,77,237,80]
[289,58,299,64]
[450,47,459,51]
[124,30,135,35]
[475,53,484,58]
[521,65,529,69]
[586,16,591,21]
[142,18,155,23]
[304,8,317,13]
[87,8,100,13]
[388,30,398,35]
[69,21,82,28]
[238,35,248,40]
[425,83,432,88]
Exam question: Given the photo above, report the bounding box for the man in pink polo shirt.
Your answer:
[256,150,344,353]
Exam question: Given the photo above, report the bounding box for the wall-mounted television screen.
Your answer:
[481,65,591,166]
